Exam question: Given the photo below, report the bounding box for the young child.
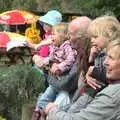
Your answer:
[86,15,120,89]
[27,10,62,57]
[32,22,77,120]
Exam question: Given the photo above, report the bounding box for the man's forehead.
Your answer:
[68,24,79,33]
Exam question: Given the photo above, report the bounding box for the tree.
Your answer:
[0,0,120,18]
[0,0,12,12]
[11,0,37,11]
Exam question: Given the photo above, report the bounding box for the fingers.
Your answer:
[86,66,94,76]
[44,103,56,115]
[50,63,59,74]
[89,47,99,63]
[87,78,101,89]
[86,66,101,89]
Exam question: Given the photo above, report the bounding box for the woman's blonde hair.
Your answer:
[88,15,120,42]
[107,39,120,59]
[52,22,68,42]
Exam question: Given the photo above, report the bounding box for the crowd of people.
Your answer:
[25,10,120,120]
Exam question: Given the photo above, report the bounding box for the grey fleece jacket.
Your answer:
[47,83,120,120]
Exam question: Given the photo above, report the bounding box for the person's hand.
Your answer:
[86,66,101,89]
[50,63,61,75]
[89,46,100,63]
[26,40,36,49]
[44,102,56,115]
[33,55,44,67]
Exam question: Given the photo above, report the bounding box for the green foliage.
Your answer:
[0,0,12,12]
[0,0,37,12]
[79,0,120,17]
[11,0,37,11]
[0,64,45,120]
[0,0,120,18]
[0,116,6,120]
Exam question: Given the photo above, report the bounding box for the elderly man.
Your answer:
[47,39,120,120]
[68,16,91,49]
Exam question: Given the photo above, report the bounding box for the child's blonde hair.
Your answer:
[52,22,68,42]
[88,15,120,42]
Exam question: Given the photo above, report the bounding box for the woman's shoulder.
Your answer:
[98,83,120,101]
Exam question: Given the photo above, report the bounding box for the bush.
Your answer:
[0,64,45,120]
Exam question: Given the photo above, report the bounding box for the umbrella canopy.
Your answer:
[0,10,39,25]
[0,32,28,50]
[0,32,10,47]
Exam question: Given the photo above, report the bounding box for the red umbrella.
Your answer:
[0,32,27,48]
[0,10,38,25]
[0,32,10,47]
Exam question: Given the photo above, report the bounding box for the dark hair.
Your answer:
[76,33,91,77]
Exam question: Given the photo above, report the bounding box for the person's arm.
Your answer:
[33,46,55,68]
[35,38,52,50]
[26,41,37,49]
[33,55,50,68]
[57,46,76,73]
[47,87,118,120]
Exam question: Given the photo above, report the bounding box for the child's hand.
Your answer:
[86,66,101,89]
[50,63,61,75]
[44,102,56,115]
[89,46,100,63]
[33,55,44,67]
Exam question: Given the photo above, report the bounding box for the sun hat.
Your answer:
[39,10,62,26]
